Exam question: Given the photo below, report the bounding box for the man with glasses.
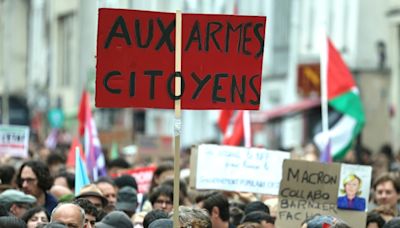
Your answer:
[17,160,58,214]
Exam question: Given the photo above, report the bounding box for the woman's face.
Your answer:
[345,178,360,196]
[27,211,48,228]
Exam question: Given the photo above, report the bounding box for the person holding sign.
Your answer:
[337,174,366,211]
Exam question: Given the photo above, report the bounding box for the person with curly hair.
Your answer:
[17,160,58,214]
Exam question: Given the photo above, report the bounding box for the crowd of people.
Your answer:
[0,139,400,228]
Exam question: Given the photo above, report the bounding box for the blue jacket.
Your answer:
[337,195,366,211]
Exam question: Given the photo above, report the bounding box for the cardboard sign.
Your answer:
[111,166,156,193]
[0,125,30,158]
[96,9,266,110]
[276,160,370,228]
[190,144,290,194]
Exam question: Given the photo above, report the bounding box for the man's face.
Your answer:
[51,204,84,228]
[20,166,41,198]
[96,182,117,206]
[153,195,173,213]
[375,180,399,208]
[10,203,31,218]
[84,214,96,228]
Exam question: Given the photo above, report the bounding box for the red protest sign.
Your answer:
[96,9,266,110]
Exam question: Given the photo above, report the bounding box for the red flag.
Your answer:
[218,111,245,146]
[326,38,356,99]
[78,91,90,137]
[66,137,85,168]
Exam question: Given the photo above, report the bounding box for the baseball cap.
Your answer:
[96,211,133,228]
[116,186,138,213]
[0,189,36,205]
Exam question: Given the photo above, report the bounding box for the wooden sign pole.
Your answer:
[172,10,182,228]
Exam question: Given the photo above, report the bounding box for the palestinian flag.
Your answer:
[314,37,365,160]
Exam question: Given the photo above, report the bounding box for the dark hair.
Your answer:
[95,176,115,186]
[0,216,27,228]
[21,206,49,224]
[46,153,66,166]
[149,185,174,205]
[143,209,169,228]
[73,198,98,218]
[230,206,244,226]
[149,161,174,192]
[0,205,8,217]
[383,217,400,228]
[161,179,188,205]
[0,165,15,185]
[241,211,274,224]
[107,158,130,169]
[367,212,385,228]
[201,192,230,222]
[244,201,270,215]
[113,175,138,191]
[373,173,400,193]
[54,171,75,190]
[17,160,54,191]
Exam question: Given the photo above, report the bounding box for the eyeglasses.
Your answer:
[154,199,172,205]
[20,178,37,184]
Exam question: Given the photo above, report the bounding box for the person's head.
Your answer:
[383,217,400,228]
[0,189,37,218]
[149,185,173,213]
[161,179,190,206]
[197,192,230,228]
[95,211,133,228]
[178,206,212,228]
[143,209,168,228]
[50,203,85,228]
[367,211,386,228]
[107,158,130,176]
[46,153,66,175]
[54,171,75,191]
[50,185,73,201]
[230,206,244,227]
[95,177,117,207]
[116,186,138,217]
[341,174,362,198]
[72,198,98,228]
[0,216,27,228]
[75,184,108,210]
[17,160,54,198]
[373,173,400,209]
[148,218,173,228]
[149,161,174,192]
[21,207,50,228]
[244,201,270,215]
[114,175,138,191]
[0,165,15,191]
[241,211,274,228]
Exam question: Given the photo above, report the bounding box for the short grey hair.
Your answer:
[50,203,85,228]
[178,206,211,228]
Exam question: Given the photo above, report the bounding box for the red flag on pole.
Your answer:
[66,137,85,168]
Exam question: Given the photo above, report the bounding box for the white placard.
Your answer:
[0,125,30,158]
[195,144,290,195]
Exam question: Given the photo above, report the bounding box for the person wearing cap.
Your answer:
[17,160,58,214]
[75,184,108,211]
[0,189,37,218]
[116,186,138,218]
[148,218,173,228]
[96,210,133,228]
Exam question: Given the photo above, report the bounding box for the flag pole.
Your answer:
[320,33,329,151]
[173,10,182,228]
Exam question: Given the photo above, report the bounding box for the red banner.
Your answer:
[96,8,266,110]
